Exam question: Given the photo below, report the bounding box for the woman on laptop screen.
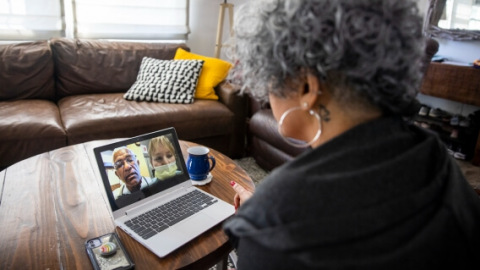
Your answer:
[148,135,183,181]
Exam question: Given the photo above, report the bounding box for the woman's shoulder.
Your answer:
[252,164,312,207]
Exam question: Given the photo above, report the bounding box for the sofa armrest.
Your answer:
[216,81,247,158]
[216,81,242,106]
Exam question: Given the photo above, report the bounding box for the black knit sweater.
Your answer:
[224,116,480,270]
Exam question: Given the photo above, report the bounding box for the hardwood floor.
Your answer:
[457,160,480,195]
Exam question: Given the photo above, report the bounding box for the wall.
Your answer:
[188,0,247,60]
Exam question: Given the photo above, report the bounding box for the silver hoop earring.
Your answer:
[277,103,322,148]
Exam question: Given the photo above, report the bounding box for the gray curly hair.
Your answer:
[228,0,425,116]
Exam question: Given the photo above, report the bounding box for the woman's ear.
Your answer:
[300,73,322,109]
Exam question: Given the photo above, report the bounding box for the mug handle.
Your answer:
[208,156,216,172]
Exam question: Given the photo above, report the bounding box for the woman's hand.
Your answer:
[230,181,253,210]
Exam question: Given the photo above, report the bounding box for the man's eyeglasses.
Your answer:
[114,156,136,169]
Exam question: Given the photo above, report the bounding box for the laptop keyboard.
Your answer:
[124,189,218,240]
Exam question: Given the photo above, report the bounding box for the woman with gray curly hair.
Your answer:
[223,0,480,269]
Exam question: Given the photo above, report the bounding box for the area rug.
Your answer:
[233,157,269,186]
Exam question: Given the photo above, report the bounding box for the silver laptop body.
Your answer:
[93,127,235,258]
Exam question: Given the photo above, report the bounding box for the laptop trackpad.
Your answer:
[175,214,216,238]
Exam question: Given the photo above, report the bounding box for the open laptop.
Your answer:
[93,127,235,258]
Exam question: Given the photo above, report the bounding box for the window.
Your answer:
[0,0,64,40]
[0,0,189,41]
[72,0,189,40]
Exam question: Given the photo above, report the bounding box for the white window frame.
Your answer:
[0,0,65,40]
[0,0,190,41]
[438,0,480,31]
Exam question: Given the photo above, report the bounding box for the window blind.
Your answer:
[72,0,190,40]
[0,0,64,40]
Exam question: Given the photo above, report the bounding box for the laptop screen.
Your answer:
[94,127,189,211]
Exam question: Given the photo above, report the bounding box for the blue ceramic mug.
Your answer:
[186,146,216,180]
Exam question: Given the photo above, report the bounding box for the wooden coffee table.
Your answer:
[0,139,255,269]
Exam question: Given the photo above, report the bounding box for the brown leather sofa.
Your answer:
[247,38,440,171]
[0,38,246,170]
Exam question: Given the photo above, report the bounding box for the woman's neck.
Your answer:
[313,100,382,148]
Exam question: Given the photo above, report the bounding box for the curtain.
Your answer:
[0,0,189,41]
[0,0,64,40]
[72,0,189,40]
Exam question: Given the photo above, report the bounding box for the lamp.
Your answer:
[214,0,234,58]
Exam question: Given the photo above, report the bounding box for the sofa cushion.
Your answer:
[0,100,66,168]
[0,41,55,101]
[124,58,204,104]
[58,93,234,145]
[174,48,232,100]
[50,38,189,98]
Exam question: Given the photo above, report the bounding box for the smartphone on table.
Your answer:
[85,232,135,270]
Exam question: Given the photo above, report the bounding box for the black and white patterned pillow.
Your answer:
[124,57,204,103]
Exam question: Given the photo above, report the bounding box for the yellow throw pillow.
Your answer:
[174,48,232,100]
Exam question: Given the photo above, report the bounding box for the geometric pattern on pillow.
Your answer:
[124,57,204,104]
